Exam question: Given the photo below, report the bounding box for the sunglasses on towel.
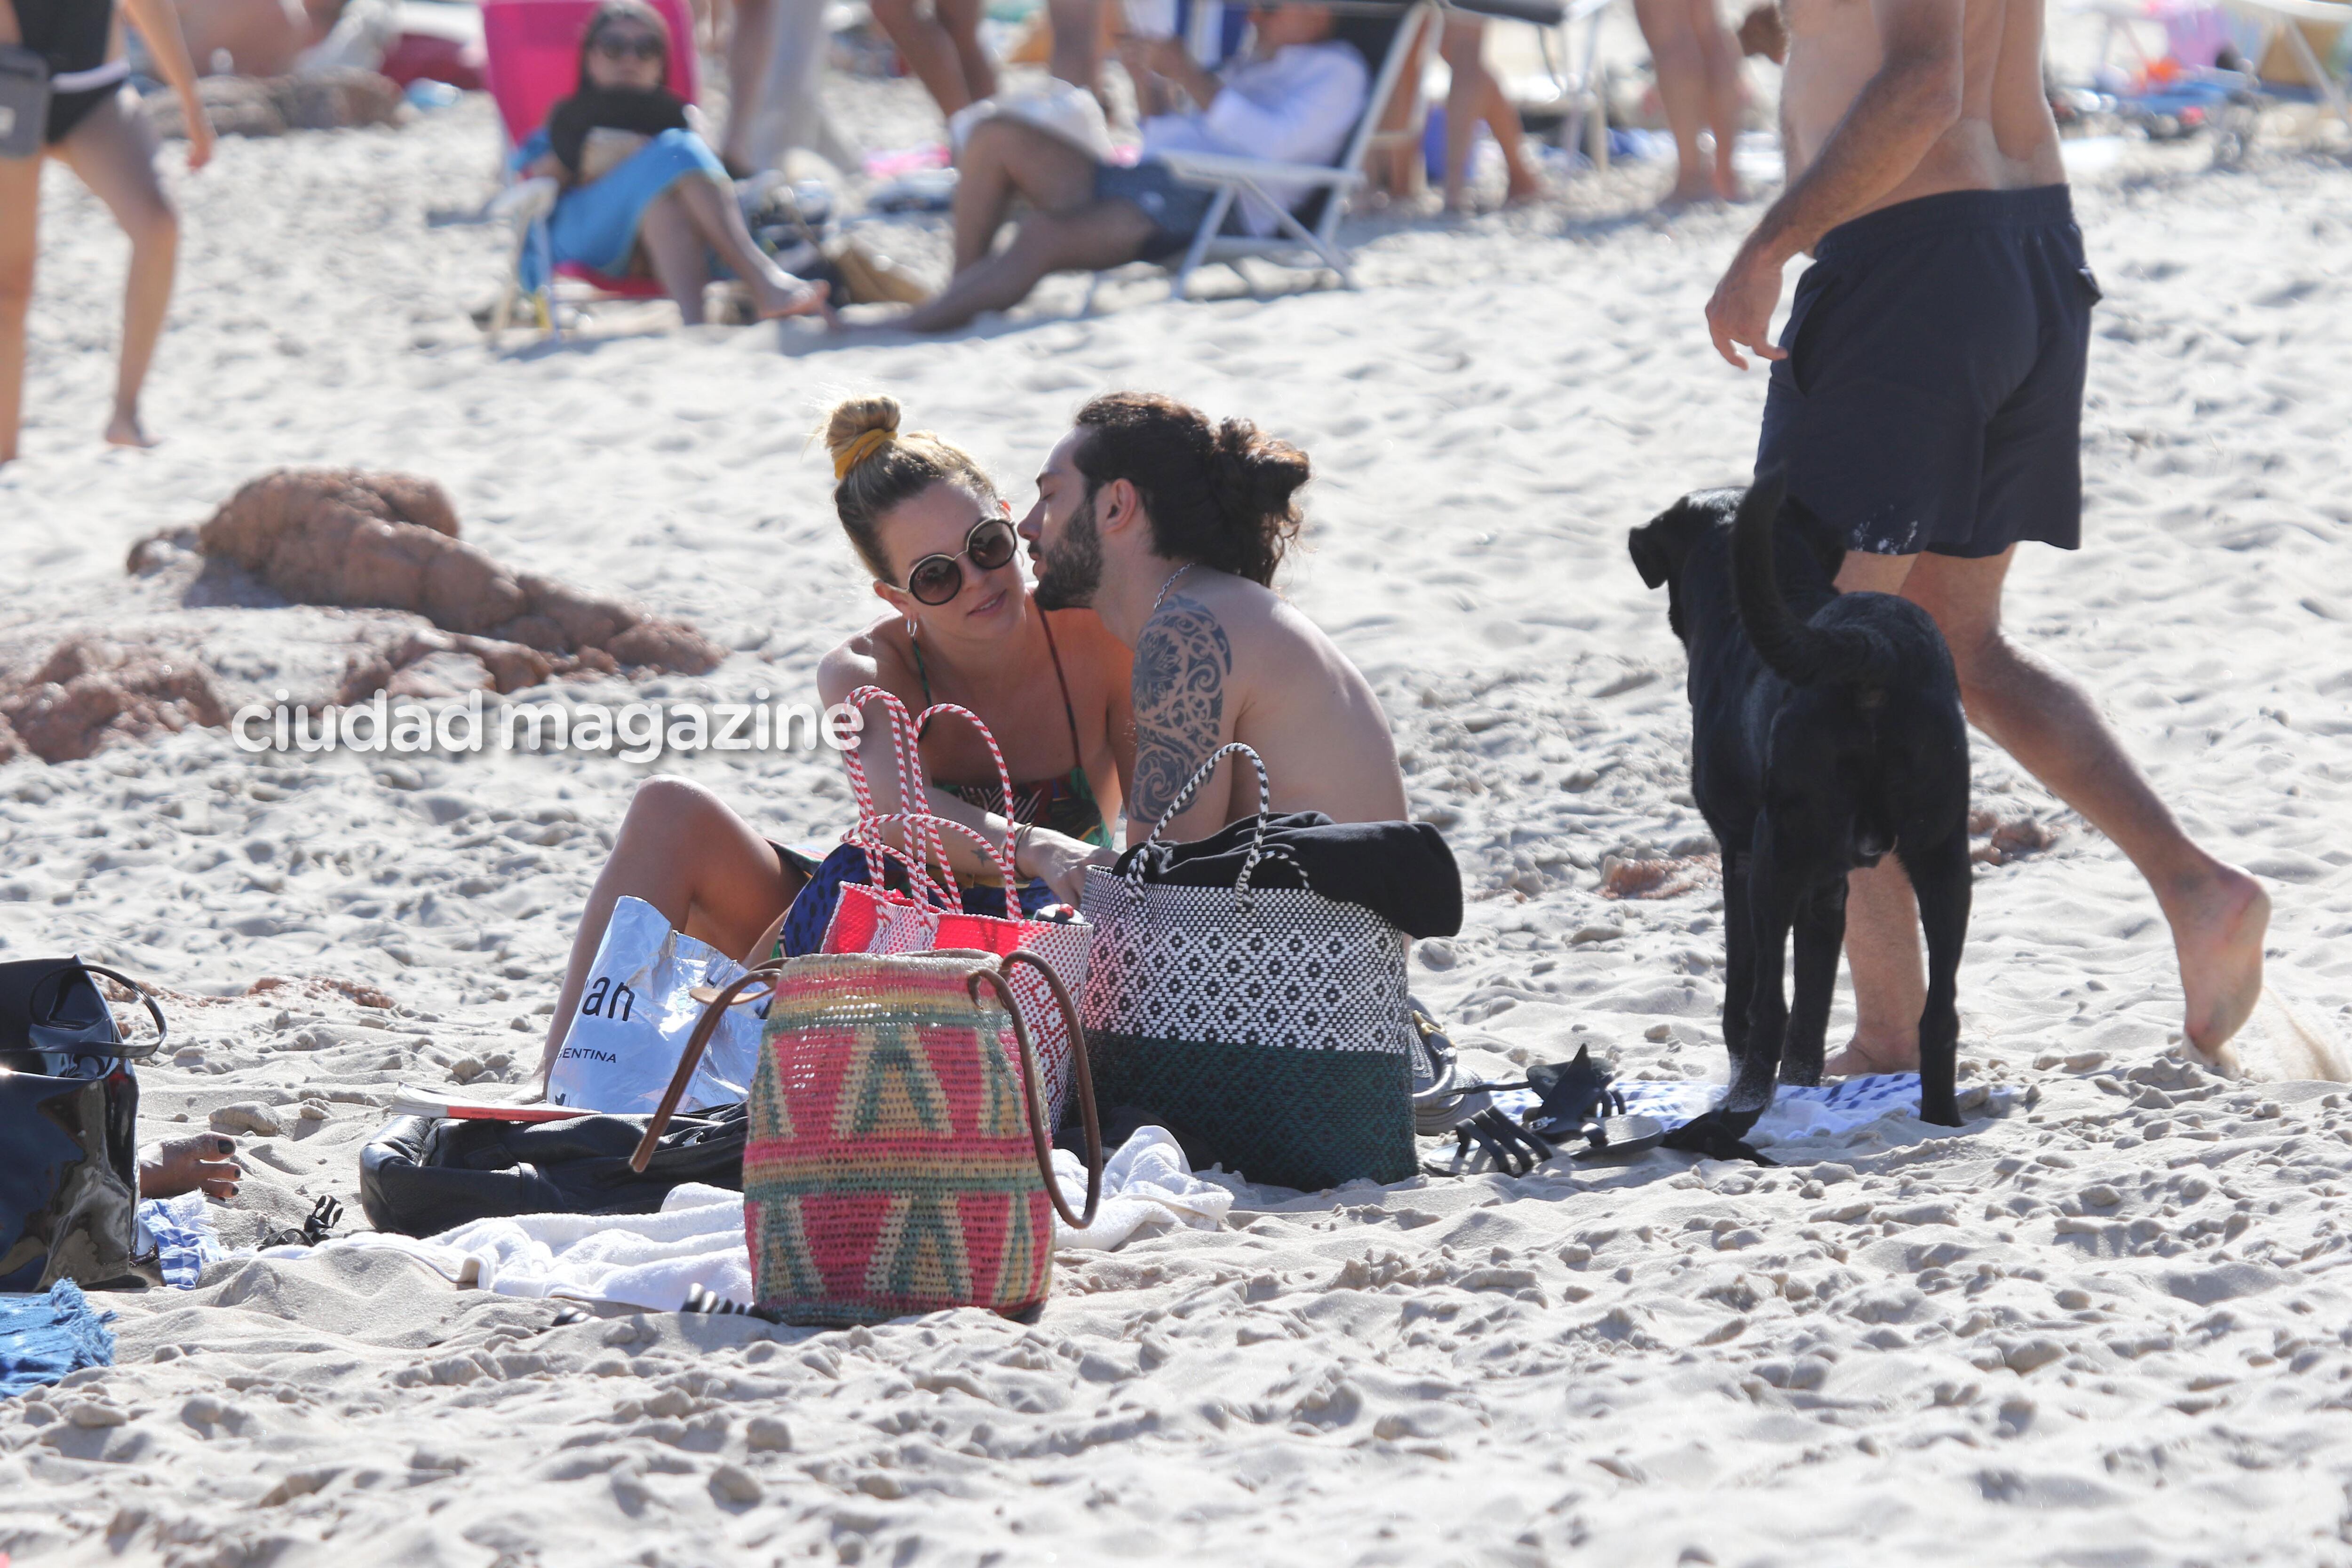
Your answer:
[904,517,1019,605]
[592,32,664,58]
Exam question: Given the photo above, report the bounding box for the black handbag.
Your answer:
[0,45,50,161]
[0,957,169,1292]
[358,1104,746,1238]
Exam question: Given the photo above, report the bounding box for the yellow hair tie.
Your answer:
[834,428,893,479]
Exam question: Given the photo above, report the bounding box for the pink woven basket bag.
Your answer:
[821,685,1093,1127]
[633,948,1103,1327]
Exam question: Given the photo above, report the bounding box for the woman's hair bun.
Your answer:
[823,395,902,467]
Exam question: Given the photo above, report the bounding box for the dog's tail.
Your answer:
[1732,468,1894,687]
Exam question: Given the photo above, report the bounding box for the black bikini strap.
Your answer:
[1036,610,1085,772]
[910,636,935,739]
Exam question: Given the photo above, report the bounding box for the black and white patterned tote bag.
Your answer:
[1077,745,1416,1190]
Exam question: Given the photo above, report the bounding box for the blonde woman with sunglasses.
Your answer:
[535,395,1132,1093]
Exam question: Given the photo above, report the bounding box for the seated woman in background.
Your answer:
[512,0,828,324]
[534,395,1134,1093]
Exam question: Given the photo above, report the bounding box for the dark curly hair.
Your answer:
[1070,393,1309,587]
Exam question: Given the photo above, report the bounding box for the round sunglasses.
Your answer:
[592,31,664,58]
[904,517,1019,605]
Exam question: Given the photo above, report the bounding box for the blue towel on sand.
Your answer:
[0,1281,115,1398]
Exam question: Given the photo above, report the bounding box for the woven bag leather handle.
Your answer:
[75,963,168,1059]
[1122,741,1274,909]
[629,961,787,1173]
[969,951,1103,1230]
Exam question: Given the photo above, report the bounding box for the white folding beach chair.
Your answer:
[1098,0,1439,302]
[2222,0,2352,127]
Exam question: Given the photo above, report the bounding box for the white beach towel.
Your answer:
[263,1127,1231,1312]
[1492,1072,1931,1146]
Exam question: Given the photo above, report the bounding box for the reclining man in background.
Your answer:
[1018,390,1409,838]
[901,4,1370,333]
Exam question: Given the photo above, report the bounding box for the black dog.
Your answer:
[1628,469,1971,1140]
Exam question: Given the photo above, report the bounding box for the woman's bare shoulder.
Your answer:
[817,613,917,705]
[1043,608,1135,672]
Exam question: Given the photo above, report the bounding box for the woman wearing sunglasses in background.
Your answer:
[536,395,1132,1093]
[510,0,827,325]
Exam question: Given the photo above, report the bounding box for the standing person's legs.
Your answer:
[1687,0,1744,199]
[1631,0,1713,204]
[1046,0,1104,100]
[937,0,998,106]
[871,0,985,116]
[1438,17,1540,210]
[538,778,803,1090]
[53,91,178,450]
[721,0,778,171]
[0,154,40,466]
[1832,546,2269,1066]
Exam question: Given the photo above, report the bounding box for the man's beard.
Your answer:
[1032,492,1104,611]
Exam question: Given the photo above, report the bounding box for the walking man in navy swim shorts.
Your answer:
[1702,0,2267,1064]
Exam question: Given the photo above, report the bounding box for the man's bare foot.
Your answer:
[1712,164,1748,202]
[1825,1032,1919,1077]
[2169,861,2268,1058]
[1503,169,1545,207]
[139,1133,240,1200]
[105,409,159,449]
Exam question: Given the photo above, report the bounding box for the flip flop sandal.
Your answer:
[1571,1114,1666,1161]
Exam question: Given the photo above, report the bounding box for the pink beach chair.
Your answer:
[481,0,704,335]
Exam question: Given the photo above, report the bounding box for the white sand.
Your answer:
[4,75,2352,1567]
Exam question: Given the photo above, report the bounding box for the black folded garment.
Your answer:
[358,1105,745,1238]
[1112,812,1462,939]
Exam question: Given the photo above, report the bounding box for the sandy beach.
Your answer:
[3,46,2352,1566]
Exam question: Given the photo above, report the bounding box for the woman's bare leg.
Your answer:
[937,0,997,105]
[538,777,804,1087]
[646,176,831,321]
[638,186,716,322]
[721,0,777,170]
[0,152,39,466]
[54,91,179,449]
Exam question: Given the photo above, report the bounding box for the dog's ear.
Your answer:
[1628,524,1674,590]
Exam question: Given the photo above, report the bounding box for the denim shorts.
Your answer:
[1093,158,1220,262]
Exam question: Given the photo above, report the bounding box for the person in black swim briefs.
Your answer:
[1700,0,2267,1066]
[1,0,211,463]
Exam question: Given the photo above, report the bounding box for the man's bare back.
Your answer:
[1131,568,1409,842]
[1780,0,2062,207]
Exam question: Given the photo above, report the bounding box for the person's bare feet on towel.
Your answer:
[140,1133,239,1200]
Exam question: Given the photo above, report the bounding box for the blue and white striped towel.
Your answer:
[1494,1072,1929,1146]
[136,1192,224,1289]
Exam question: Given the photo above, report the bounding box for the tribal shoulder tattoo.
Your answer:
[1129,592,1232,826]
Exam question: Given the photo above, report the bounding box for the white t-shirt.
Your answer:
[1138,40,1372,236]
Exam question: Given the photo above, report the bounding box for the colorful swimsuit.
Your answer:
[775,612,1105,956]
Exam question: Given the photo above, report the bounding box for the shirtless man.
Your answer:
[1703,0,2267,1064]
[1018,391,1409,840]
